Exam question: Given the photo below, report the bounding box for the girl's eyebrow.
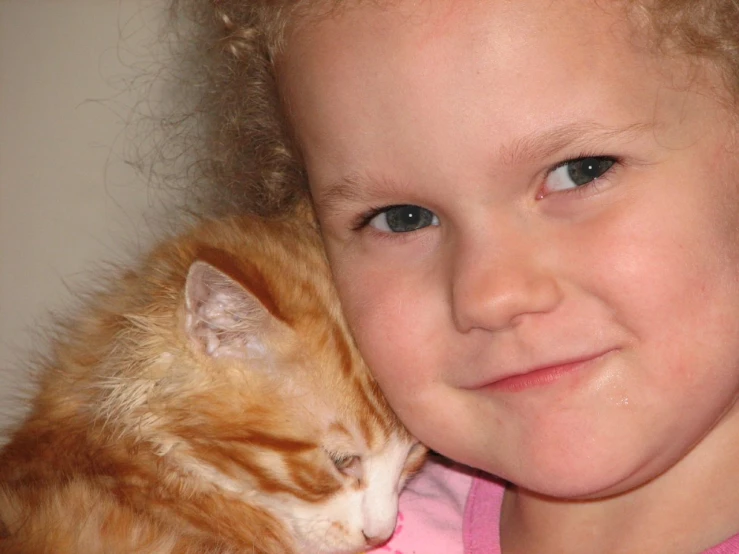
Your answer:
[315,172,408,215]
[315,122,654,214]
[499,121,655,166]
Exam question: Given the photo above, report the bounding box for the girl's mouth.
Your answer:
[474,350,614,393]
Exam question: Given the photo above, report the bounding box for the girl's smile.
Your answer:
[280,0,739,550]
[467,349,616,393]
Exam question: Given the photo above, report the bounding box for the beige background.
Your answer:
[0,0,172,433]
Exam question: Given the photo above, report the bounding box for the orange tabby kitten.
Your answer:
[0,216,425,554]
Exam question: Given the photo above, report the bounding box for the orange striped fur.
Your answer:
[0,216,425,554]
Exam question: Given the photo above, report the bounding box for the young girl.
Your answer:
[177,0,739,551]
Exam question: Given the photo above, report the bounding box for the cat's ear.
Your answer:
[184,260,275,359]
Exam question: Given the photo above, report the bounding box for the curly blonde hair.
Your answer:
[164,0,739,218]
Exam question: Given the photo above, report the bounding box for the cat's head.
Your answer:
[104,218,426,553]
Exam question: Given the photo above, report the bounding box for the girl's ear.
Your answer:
[183,260,275,359]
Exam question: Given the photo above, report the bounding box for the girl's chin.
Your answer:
[509,475,639,502]
[475,446,659,501]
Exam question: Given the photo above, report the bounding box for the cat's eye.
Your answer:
[328,452,362,479]
[331,454,359,471]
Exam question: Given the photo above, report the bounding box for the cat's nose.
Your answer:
[362,530,390,548]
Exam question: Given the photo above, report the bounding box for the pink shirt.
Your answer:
[369,459,739,554]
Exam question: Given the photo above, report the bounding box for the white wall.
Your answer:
[0,0,171,432]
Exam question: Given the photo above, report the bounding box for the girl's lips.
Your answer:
[476,351,612,393]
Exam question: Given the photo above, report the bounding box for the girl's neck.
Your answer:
[500,403,739,554]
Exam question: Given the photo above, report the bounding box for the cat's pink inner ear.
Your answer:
[184,260,272,359]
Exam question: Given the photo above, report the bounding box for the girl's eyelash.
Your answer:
[550,154,620,172]
[351,206,387,231]
[550,154,621,176]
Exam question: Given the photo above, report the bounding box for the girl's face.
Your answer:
[280,0,739,498]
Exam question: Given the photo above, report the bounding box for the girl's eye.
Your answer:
[546,156,616,193]
[368,204,440,233]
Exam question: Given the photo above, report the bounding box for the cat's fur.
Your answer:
[0,216,425,554]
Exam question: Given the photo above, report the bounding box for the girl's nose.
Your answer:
[451,236,563,333]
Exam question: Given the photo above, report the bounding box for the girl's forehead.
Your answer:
[278,0,728,199]
[283,0,639,62]
[279,0,664,118]
[280,1,687,131]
